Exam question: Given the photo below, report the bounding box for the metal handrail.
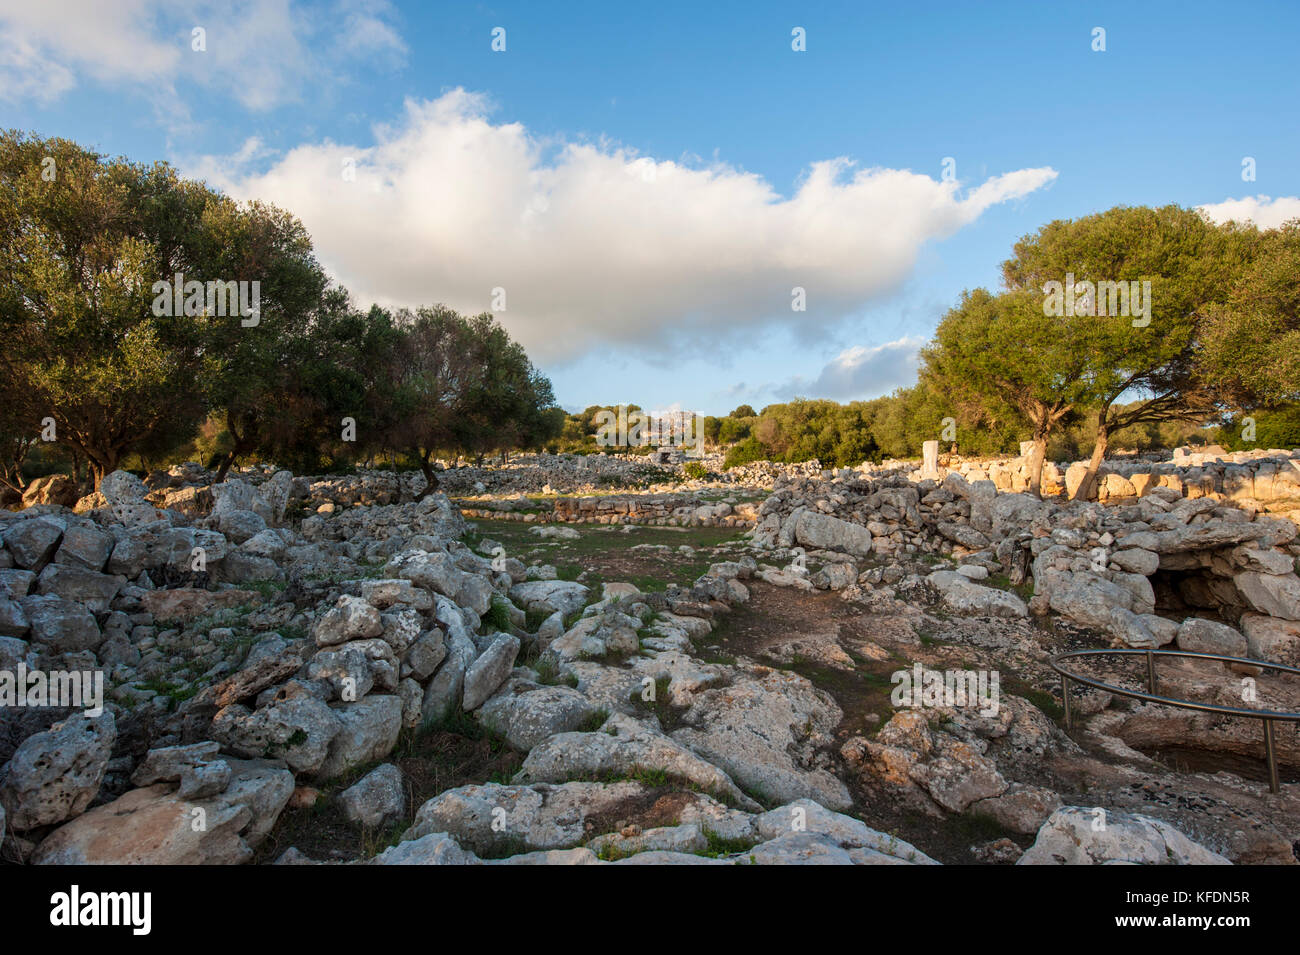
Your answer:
[1050,648,1300,794]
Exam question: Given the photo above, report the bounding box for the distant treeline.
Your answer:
[708,205,1299,495]
[2,132,1296,499]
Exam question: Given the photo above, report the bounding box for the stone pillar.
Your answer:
[1019,440,1035,459]
[921,440,939,478]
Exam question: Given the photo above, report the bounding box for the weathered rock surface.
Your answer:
[515,713,759,810]
[476,679,599,750]
[671,668,853,811]
[339,763,405,829]
[31,759,292,864]
[0,712,116,830]
[1017,807,1232,865]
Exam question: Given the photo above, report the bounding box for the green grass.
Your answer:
[246,578,287,599]
[699,829,761,858]
[1002,676,1065,722]
[135,677,200,710]
[481,594,513,632]
[576,708,610,732]
[595,841,638,862]
[524,608,552,632]
[987,573,1034,601]
[533,655,579,687]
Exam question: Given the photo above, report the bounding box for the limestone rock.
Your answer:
[753,800,937,863]
[794,511,873,557]
[508,579,590,617]
[5,518,64,571]
[410,780,649,855]
[21,474,79,509]
[369,831,477,865]
[462,633,520,711]
[514,712,758,810]
[476,679,599,750]
[927,571,1027,618]
[339,763,405,829]
[1018,806,1231,865]
[315,695,403,780]
[1241,613,1300,666]
[314,595,383,647]
[671,668,852,811]
[32,759,292,864]
[19,594,101,652]
[0,711,116,830]
[52,525,114,571]
[1175,618,1248,658]
[1234,572,1300,621]
[211,697,341,775]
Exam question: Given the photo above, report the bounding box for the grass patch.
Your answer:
[576,708,610,732]
[255,715,525,864]
[987,573,1034,601]
[1002,675,1065,723]
[534,655,579,687]
[699,828,761,858]
[482,594,513,632]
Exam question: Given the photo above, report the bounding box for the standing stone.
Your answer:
[1065,463,1091,500]
[921,440,939,479]
[462,634,521,711]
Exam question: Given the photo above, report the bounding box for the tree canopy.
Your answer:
[0,130,561,492]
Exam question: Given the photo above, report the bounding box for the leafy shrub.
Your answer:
[723,436,767,469]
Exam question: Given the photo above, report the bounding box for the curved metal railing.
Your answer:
[1050,648,1300,793]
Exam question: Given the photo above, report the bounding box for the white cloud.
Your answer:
[1199,195,1300,230]
[193,90,1056,364]
[0,0,406,111]
[0,0,181,96]
[334,0,408,64]
[774,338,925,401]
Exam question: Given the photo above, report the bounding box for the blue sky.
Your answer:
[3,0,1298,415]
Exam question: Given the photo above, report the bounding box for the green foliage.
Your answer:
[0,130,564,489]
[482,594,514,633]
[921,288,1094,493]
[1000,205,1250,495]
[3,130,1293,493]
[722,435,767,469]
[0,132,230,484]
[717,415,755,444]
[1215,406,1300,450]
[1197,221,1300,408]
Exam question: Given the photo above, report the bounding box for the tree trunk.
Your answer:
[214,450,237,484]
[1027,433,1047,499]
[90,460,109,491]
[414,452,439,501]
[215,425,258,484]
[1074,417,1111,501]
